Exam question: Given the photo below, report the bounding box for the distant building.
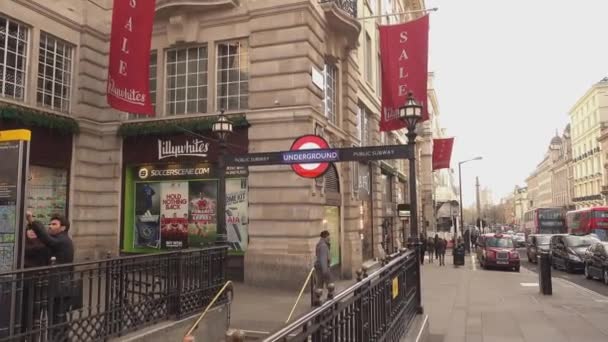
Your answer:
[525,126,574,210]
[569,77,608,208]
[512,186,530,226]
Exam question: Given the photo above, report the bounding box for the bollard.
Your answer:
[538,252,552,295]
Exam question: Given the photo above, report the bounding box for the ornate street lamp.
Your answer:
[399,92,423,241]
[399,91,423,314]
[458,156,482,238]
[212,110,233,245]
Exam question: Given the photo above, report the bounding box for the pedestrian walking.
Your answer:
[464,228,471,254]
[27,211,76,341]
[314,230,332,297]
[427,237,435,263]
[436,238,447,266]
[419,233,426,265]
[434,234,441,259]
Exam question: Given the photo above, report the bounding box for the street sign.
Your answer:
[225,144,413,167]
[289,135,331,178]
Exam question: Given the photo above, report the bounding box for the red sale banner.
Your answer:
[379,15,429,131]
[432,138,455,171]
[107,0,155,115]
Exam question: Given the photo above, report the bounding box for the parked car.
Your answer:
[514,232,526,247]
[550,234,600,273]
[526,234,552,263]
[583,241,608,285]
[476,233,520,272]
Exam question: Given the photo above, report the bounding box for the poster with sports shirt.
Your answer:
[188,181,218,248]
[160,182,189,249]
[134,182,161,249]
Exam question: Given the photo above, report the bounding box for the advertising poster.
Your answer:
[134,182,161,248]
[226,178,248,252]
[188,181,218,248]
[160,182,189,249]
[0,140,19,272]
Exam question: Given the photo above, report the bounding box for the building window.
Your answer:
[352,159,359,196]
[364,33,373,85]
[166,46,208,115]
[37,32,73,112]
[217,40,249,111]
[129,52,157,119]
[0,16,28,100]
[356,105,362,144]
[324,63,337,124]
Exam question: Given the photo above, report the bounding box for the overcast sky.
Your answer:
[425,0,608,207]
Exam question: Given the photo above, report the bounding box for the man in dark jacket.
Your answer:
[314,230,332,294]
[26,211,75,340]
[26,212,74,264]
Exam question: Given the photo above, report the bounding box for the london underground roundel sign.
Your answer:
[290,135,330,178]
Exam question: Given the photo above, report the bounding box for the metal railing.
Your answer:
[184,280,233,339]
[0,246,227,341]
[319,0,357,18]
[263,248,421,341]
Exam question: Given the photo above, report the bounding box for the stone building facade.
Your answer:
[525,128,574,211]
[0,0,439,288]
[569,77,608,208]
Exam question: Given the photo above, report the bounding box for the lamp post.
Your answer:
[399,92,423,242]
[212,110,233,245]
[399,92,423,314]
[458,157,482,238]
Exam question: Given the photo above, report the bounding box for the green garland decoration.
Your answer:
[0,103,80,135]
[117,115,249,137]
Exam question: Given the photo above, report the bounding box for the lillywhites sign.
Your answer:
[158,139,210,160]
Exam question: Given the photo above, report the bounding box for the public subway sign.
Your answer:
[289,135,332,178]
[225,144,413,168]
[379,15,429,132]
[107,0,155,115]
[158,138,210,160]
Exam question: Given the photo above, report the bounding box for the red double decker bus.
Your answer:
[566,207,608,241]
[523,208,566,235]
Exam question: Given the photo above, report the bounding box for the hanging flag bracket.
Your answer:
[357,7,438,21]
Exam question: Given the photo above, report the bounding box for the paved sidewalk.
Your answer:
[422,253,608,342]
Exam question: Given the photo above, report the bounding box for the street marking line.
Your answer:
[471,255,477,271]
[594,299,608,303]
[520,283,539,287]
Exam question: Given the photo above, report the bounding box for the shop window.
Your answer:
[166,46,208,115]
[37,32,73,113]
[324,63,337,125]
[125,176,249,253]
[27,166,68,225]
[129,51,157,119]
[217,40,249,111]
[0,16,28,101]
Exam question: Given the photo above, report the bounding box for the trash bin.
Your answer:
[538,252,552,295]
[453,245,465,266]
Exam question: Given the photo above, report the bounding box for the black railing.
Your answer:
[320,0,358,18]
[264,248,421,341]
[0,247,226,341]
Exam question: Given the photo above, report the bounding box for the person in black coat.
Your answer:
[26,211,75,340]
